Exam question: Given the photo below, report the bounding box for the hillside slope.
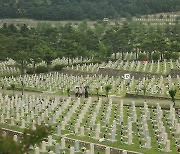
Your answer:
[0,0,180,20]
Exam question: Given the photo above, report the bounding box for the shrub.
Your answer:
[10,83,15,95]
[168,88,177,106]
[138,53,147,61]
[164,51,171,60]
[72,59,102,67]
[105,85,112,97]
[22,124,51,151]
[90,59,102,64]
[26,68,34,74]
[171,52,179,61]
[36,66,48,73]
[53,64,66,71]
[152,52,160,61]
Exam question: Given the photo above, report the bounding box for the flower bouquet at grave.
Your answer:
[143,57,147,61]
[138,53,147,61]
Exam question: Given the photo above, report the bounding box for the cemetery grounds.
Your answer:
[0,56,179,154]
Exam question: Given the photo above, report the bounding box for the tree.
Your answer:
[97,41,109,59]
[29,45,44,73]
[168,89,177,106]
[164,51,171,60]
[141,33,155,61]
[105,85,112,98]
[96,87,99,100]
[20,24,29,36]
[103,26,119,60]
[0,0,179,20]
[76,45,89,62]
[8,24,18,33]
[28,37,44,73]
[94,20,107,37]
[14,50,29,75]
[138,53,147,61]
[0,50,7,61]
[142,85,147,96]
[131,28,144,61]
[171,52,179,61]
[22,124,51,151]
[153,34,167,61]
[0,129,22,154]
[41,45,57,69]
[117,24,132,60]
[152,52,160,61]
[0,23,10,35]
[78,19,89,32]
[170,41,180,53]
[0,124,51,153]
[81,29,99,52]
[59,39,78,65]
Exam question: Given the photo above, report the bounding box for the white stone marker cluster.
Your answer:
[0,93,179,153]
[2,70,179,98]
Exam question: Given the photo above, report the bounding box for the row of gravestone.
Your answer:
[2,71,179,98]
[0,94,179,153]
[8,133,132,154]
[65,60,180,75]
[97,68,164,79]
[2,72,178,97]
[0,95,140,154]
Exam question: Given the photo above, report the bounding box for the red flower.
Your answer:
[143,57,147,61]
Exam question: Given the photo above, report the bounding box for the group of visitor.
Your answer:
[75,86,89,98]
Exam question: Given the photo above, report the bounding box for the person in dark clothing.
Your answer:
[84,86,89,98]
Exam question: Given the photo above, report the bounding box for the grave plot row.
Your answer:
[0,57,91,77]
[66,59,180,75]
[134,18,176,22]
[0,59,20,77]
[1,72,179,99]
[0,66,20,77]
[34,57,91,68]
[0,94,179,153]
[111,52,180,62]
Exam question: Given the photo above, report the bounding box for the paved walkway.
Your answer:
[1,89,179,106]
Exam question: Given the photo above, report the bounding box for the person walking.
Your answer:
[84,85,89,98]
[75,87,79,97]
